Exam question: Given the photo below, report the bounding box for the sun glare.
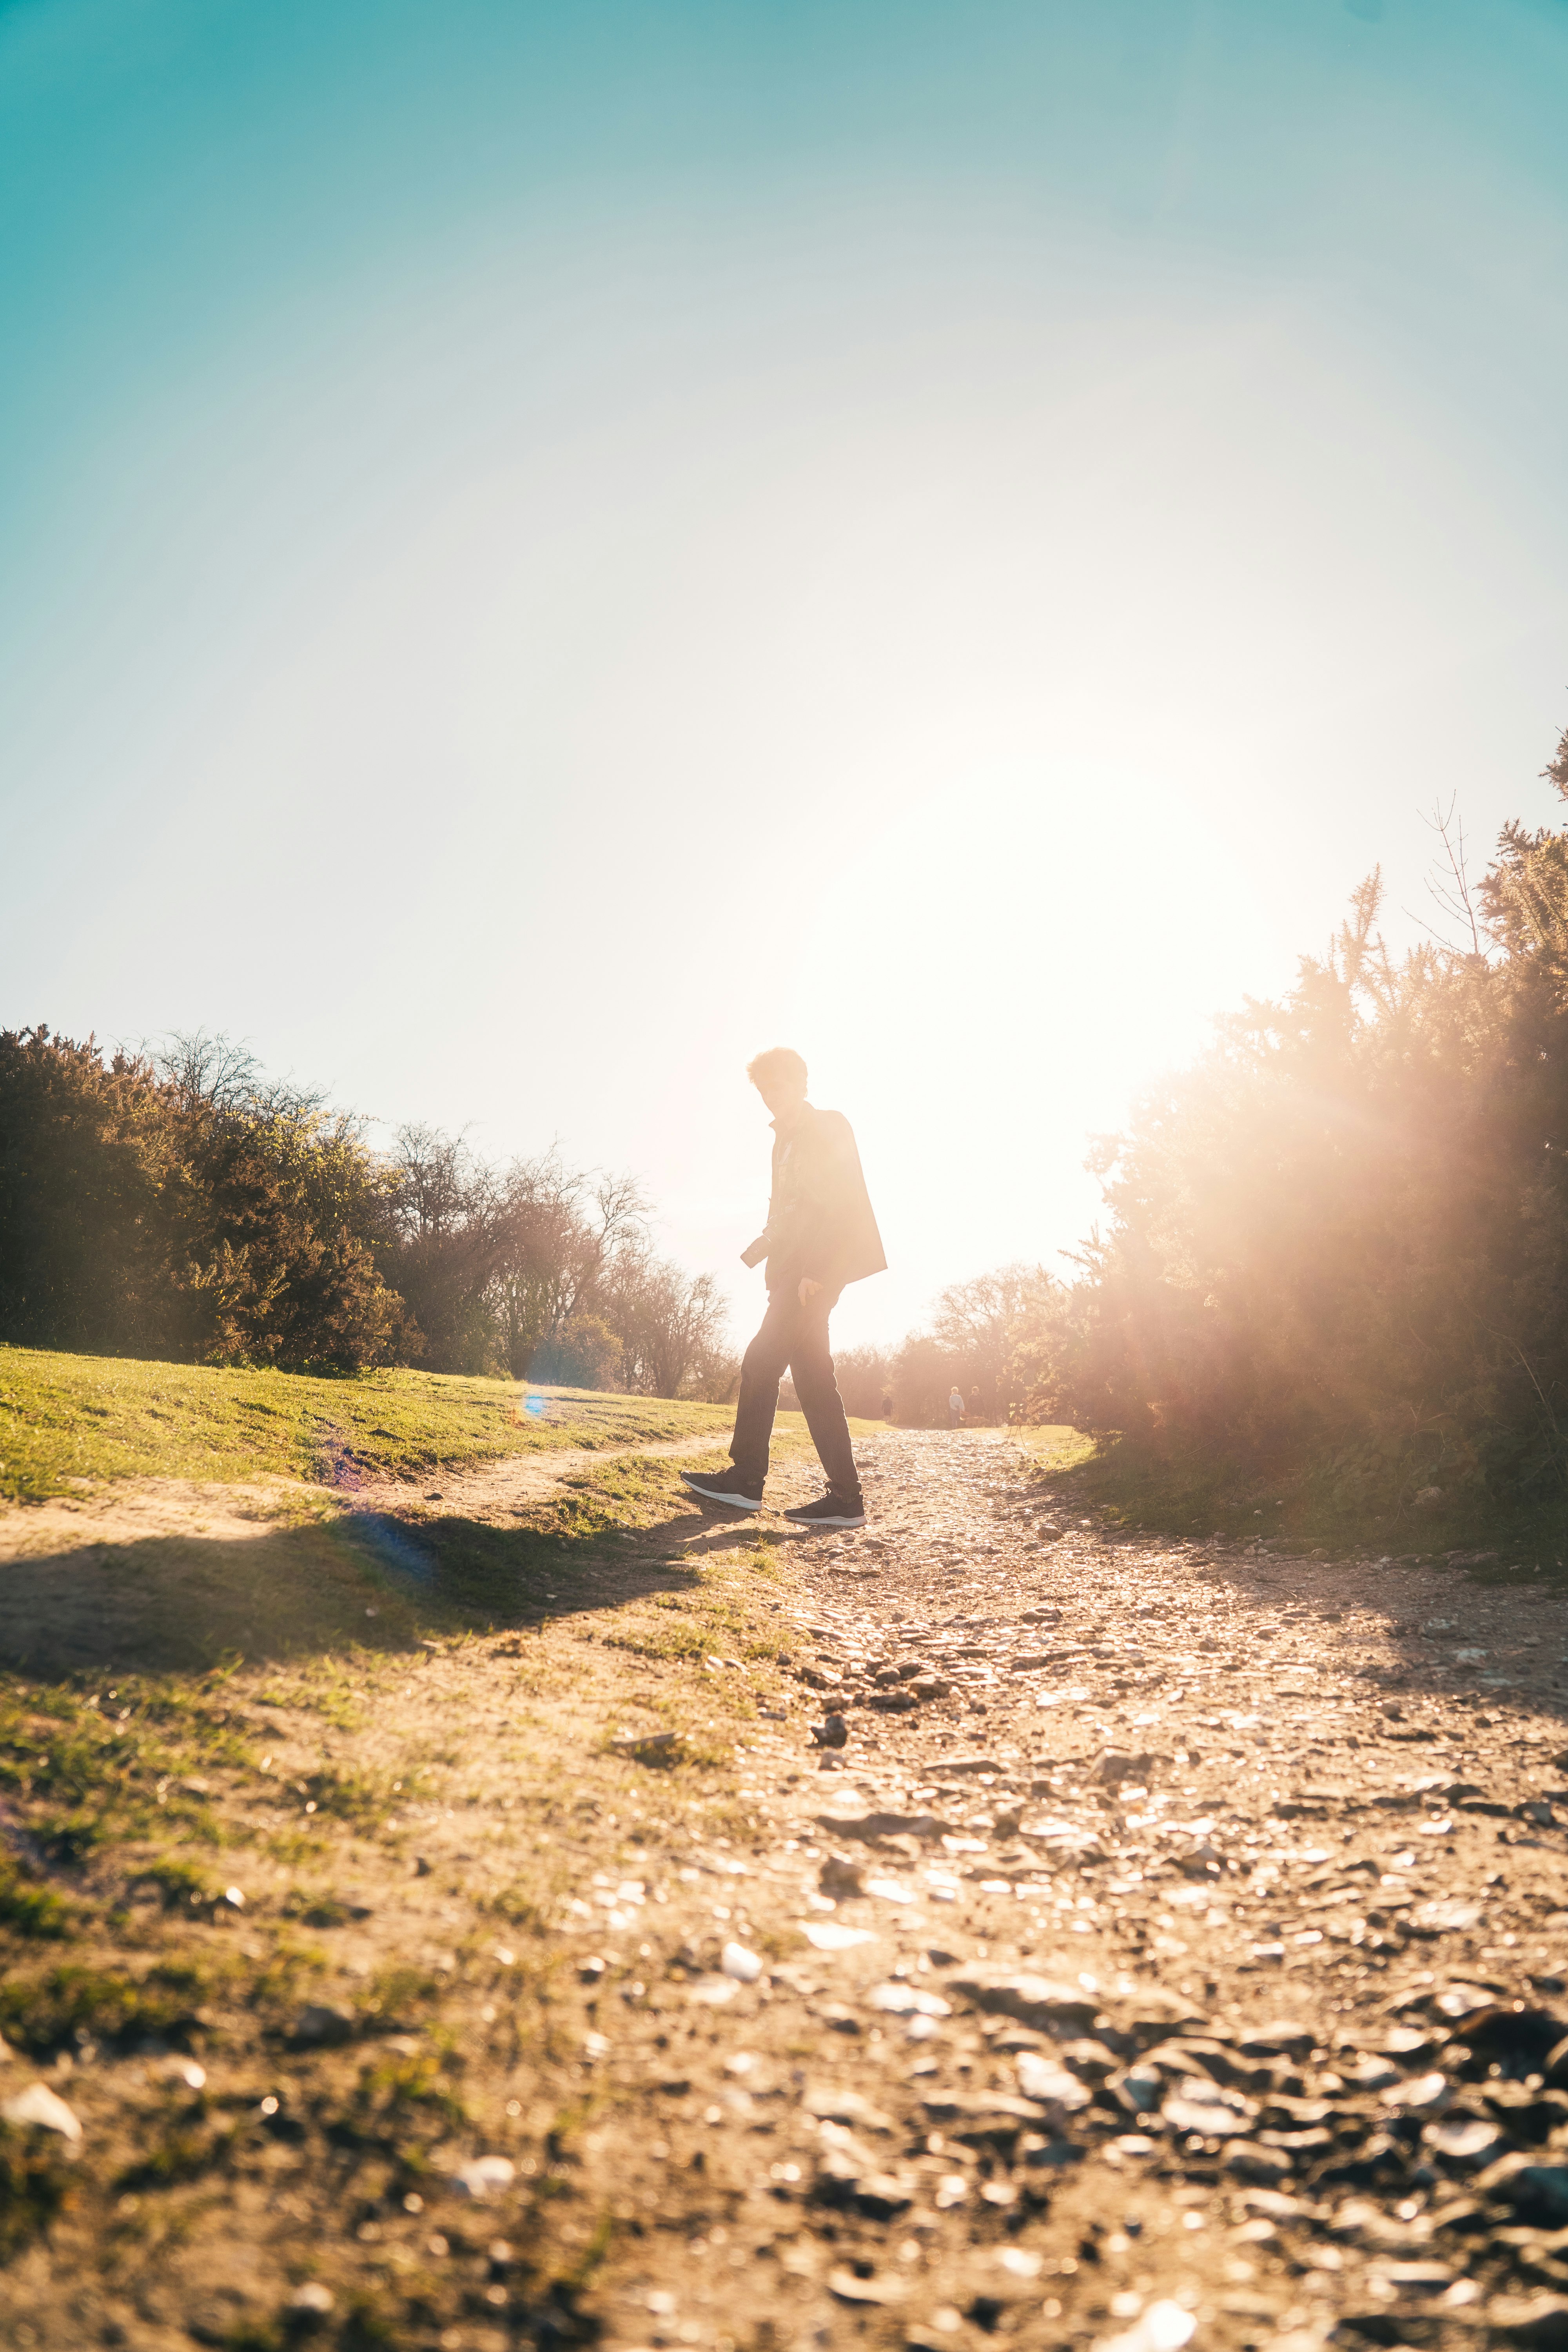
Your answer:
[772,762,1276,1341]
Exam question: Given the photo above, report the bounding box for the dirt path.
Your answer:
[341,1430,727,1524]
[521,1425,1568,2352]
[9,1426,1568,2350]
[0,1432,728,1560]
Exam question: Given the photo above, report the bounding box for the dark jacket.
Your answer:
[741,1103,887,1294]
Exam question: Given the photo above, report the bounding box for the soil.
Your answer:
[4,1426,1568,2352]
[0,1434,726,1563]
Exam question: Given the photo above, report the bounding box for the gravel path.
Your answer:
[584,1426,1568,2352]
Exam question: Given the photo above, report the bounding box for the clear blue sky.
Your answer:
[4,0,1567,1344]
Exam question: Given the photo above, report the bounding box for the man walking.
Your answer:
[682,1049,885,1530]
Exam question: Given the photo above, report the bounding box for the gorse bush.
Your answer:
[0,1031,406,1371]
[1020,718,1568,1512]
[0,1032,729,1390]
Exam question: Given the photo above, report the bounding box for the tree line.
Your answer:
[0,1030,732,1396]
[829,1264,1053,1427]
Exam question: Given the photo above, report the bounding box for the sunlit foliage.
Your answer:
[1022,720,1568,1514]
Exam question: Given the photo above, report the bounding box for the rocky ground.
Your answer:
[574,1428,1568,2352]
[6,1423,1568,2352]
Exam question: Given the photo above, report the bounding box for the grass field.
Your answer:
[0,1343,736,1504]
[0,1342,866,2331]
[0,1463,808,2330]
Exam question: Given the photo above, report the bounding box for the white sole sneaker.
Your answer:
[680,1472,763,1512]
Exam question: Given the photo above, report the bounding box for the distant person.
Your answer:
[969,1385,982,1425]
[948,1385,964,1426]
[881,1390,894,1422]
[682,1048,885,1530]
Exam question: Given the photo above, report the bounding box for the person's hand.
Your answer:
[798,1277,824,1305]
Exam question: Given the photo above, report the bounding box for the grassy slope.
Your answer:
[0,1446,810,2325]
[0,1343,736,1504]
[0,1348,888,2332]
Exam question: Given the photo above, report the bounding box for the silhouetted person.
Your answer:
[682,1048,885,1530]
[947,1385,964,1426]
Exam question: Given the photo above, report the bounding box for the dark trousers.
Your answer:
[730,1285,861,1501]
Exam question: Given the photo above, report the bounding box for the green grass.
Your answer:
[0,1343,736,1504]
[0,1378,833,2317]
[1022,1423,1568,1577]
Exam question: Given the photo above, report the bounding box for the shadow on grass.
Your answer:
[0,1495,761,1677]
[1024,1431,1568,1579]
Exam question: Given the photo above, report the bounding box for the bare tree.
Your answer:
[606,1248,731,1397]
[154,1031,269,1120]
[1408,795,1484,956]
[488,1154,648,1378]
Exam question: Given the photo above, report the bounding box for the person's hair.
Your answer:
[746,1047,808,1092]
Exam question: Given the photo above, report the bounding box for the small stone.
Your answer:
[0,2082,82,2140]
[1343,2055,1401,2092]
[1382,2070,1450,2116]
[221,1886,245,1910]
[1425,2115,1504,2164]
[687,1975,740,2005]
[1411,1898,1484,1933]
[292,2004,355,2048]
[802,2085,894,2132]
[1109,2064,1165,2118]
[610,1730,682,1760]
[828,2268,906,2305]
[452,2155,516,2200]
[819,1855,864,1898]
[1225,2142,1294,2186]
[289,2284,335,2317]
[1240,2187,1313,2217]
[1014,2052,1092,2110]
[801,1922,877,1950]
[1098,2297,1198,2352]
[811,1713,849,1749]
[869,1982,950,2017]
[1162,2077,1256,2136]
[1367,2261,1455,2293]
[853,2172,915,2220]
[721,1941,762,1982]
[945,1969,1099,2033]
[1238,2022,1314,2061]
[815,1807,946,1842]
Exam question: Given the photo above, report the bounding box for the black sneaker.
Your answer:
[782,1493,866,1531]
[680,1470,763,1512]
